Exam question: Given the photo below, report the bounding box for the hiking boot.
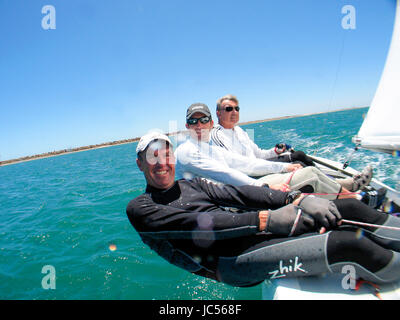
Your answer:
[336,165,373,192]
[351,165,373,191]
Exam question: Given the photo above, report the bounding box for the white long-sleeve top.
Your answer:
[175,136,288,187]
[210,124,289,174]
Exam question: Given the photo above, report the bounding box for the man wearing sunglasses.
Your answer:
[212,94,315,167]
[211,94,373,197]
[175,103,289,189]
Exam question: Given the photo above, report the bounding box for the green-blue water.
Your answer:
[1,107,399,300]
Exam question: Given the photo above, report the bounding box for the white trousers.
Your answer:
[258,167,341,200]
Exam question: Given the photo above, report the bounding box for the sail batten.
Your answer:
[353,0,400,153]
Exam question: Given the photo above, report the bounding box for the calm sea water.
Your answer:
[1,107,399,300]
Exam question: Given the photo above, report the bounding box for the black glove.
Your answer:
[266,204,316,236]
[298,196,342,229]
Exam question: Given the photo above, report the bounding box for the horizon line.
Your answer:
[0,105,368,166]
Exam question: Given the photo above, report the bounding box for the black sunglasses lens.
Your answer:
[187,116,210,125]
[199,117,210,124]
[224,106,240,112]
[187,118,198,125]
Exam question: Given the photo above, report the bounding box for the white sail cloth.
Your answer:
[353,0,400,154]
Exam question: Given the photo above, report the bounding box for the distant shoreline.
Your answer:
[0,106,367,167]
[0,138,141,167]
[238,106,366,126]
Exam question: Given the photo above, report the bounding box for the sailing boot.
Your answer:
[337,165,373,192]
[352,165,373,191]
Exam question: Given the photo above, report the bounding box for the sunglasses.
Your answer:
[222,106,240,112]
[187,116,211,125]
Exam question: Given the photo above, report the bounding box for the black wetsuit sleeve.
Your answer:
[193,177,288,210]
[126,194,260,239]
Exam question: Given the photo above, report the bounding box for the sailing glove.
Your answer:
[266,204,316,236]
[298,195,342,229]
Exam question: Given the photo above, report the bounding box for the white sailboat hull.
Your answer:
[264,275,400,300]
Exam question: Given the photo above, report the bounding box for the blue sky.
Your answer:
[0,0,396,161]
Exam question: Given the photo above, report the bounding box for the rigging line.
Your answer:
[342,143,360,169]
[341,219,400,231]
[328,30,347,110]
[302,192,360,196]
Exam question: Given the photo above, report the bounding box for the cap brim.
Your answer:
[186,111,211,120]
[136,133,172,154]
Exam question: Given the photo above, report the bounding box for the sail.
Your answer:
[352,0,400,154]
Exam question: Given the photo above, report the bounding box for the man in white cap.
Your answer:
[136,131,175,190]
[175,103,291,190]
[126,131,400,288]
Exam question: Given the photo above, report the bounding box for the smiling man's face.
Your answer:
[136,140,176,190]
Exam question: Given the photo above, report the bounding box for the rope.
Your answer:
[328,31,346,111]
[343,144,360,169]
[302,192,360,196]
[341,219,400,231]
[286,171,296,185]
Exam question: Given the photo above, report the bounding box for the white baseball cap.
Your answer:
[136,131,172,154]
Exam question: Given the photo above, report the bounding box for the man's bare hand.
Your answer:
[286,163,303,172]
[270,183,291,192]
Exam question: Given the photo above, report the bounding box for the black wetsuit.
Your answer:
[126,178,400,286]
[127,178,288,280]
